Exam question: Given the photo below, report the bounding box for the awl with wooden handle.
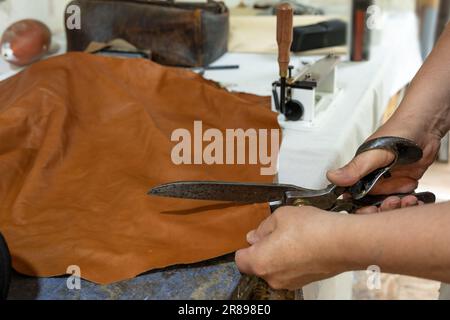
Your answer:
[276,3,293,114]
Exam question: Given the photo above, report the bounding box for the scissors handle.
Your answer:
[347,137,424,199]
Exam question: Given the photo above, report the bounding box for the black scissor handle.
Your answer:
[348,137,423,199]
[356,137,423,165]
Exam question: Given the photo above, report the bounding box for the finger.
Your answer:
[389,165,426,181]
[400,195,418,208]
[253,216,276,243]
[246,216,276,245]
[237,232,277,276]
[327,149,394,187]
[379,196,401,212]
[235,248,256,275]
[356,206,379,214]
[246,230,258,245]
[236,238,271,276]
[370,177,418,195]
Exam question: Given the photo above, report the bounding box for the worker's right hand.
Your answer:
[327,131,441,214]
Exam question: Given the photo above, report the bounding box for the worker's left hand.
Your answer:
[235,206,346,290]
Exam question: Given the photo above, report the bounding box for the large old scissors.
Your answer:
[149,137,436,213]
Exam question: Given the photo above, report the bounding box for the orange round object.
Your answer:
[1,19,51,67]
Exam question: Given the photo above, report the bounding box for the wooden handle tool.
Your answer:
[276,3,293,78]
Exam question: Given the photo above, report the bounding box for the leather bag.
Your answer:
[65,0,229,67]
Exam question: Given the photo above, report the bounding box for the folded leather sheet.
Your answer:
[0,53,279,284]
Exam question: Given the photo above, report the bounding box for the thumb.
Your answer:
[327,149,395,187]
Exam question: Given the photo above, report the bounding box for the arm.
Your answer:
[327,24,450,204]
[235,24,450,289]
[384,23,450,141]
[338,202,450,282]
[236,202,450,290]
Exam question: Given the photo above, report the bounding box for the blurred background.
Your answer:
[0,0,429,35]
[1,0,447,64]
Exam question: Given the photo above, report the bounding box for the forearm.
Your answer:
[333,202,450,282]
[381,24,450,140]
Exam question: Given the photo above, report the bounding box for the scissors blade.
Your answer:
[149,181,306,204]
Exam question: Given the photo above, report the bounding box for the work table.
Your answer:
[9,256,239,300]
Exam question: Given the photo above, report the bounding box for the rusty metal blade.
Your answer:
[149,181,306,203]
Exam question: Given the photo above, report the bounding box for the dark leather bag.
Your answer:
[0,232,11,300]
[65,0,229,67]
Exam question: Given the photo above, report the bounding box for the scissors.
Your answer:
[149,137,436,213]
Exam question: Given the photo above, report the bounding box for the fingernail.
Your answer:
[246,231,257,243]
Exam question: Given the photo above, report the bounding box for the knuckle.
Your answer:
[402,180,419,192]
[235,250,245,265]
[252,264,266,278]
[274,206,296,217]
[267,278,284,290]
[346,160,361,178]
[252,257,269,277]
[347,156,361,173]
[350,150,394,180]
[347,156,370,180]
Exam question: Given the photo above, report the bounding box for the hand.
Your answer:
[326,22,449,213]
[235,206,346,290]
[327,130,441,213]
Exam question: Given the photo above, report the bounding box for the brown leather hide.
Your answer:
[0,53,277,284]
